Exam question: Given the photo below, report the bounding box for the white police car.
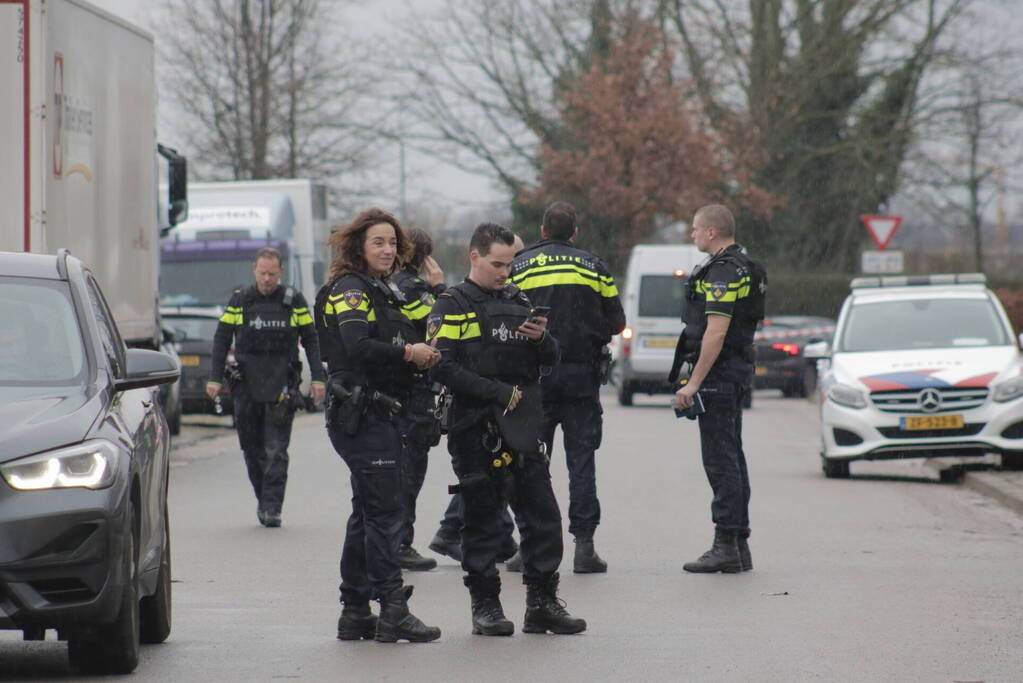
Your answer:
[806,274,1023,478]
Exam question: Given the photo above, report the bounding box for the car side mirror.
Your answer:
[1018,332,1023,349]
[803,341,831,359]
[115,349,181,392]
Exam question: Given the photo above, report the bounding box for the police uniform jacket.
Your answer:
[428,278,558,415]
[391,266,444,338]
[320,271,421,397]
[511,239,625,362]
[210,284,324,402]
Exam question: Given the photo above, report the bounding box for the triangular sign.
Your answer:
[860,215,902,251]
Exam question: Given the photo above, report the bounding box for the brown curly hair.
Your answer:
[327,208,412,280]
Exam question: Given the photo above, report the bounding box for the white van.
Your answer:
[611,244,706,405]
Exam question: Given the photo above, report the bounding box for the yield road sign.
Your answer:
[860,215,902,250]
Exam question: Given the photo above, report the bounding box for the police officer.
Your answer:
[429,222,586,636]
[206,247,326,528]
[428,236,522,567]
[671,204,766,573]
[389,227,447,571]
[509,201,625,573]
[319,209,441,643]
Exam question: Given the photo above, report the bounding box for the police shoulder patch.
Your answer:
[343,289,364,309]
[426,314,442,338]
[709,282,728,300]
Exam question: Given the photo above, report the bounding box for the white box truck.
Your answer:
[160,179,329,308]
[0,0,187,348]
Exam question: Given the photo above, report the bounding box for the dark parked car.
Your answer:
[158,326,183,435]
[0,250,178,674]
[754,315,835,397]
[160,306,233,415]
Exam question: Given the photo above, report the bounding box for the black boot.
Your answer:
[683,529,742,574]
[398,545,438,571]
[496,535,519,563]
[375,586,441,643]
[573,538,607,574]
[464,575,513,636]
[738,536,753,572]
[337,603,377,641]
[428,532,462,562]
[523,573,586,635]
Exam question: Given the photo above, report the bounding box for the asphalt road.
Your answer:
[3,390,1022,681]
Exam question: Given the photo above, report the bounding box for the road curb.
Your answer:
[960,471,1023,516]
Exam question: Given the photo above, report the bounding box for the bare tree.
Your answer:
[902,39,1023,272]
[161,0,373,181]
[660,0,973,271]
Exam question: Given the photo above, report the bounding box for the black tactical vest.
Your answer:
[681,246,767,359]
[448,283,541,385]
[235,286,297,355]
[318,272,420,392]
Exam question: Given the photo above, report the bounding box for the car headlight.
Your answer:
[0,440,119,491]
[992,376,1023,403]
[827,383,868,409]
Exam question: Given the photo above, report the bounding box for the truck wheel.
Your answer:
[140,510,172,643]
[68,516,140,674]
[617,380,634,406]
[822,458,850,479]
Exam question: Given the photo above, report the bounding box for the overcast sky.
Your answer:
[87,0,505,218]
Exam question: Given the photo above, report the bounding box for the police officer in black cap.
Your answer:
[428,222,586,636]
[509,201,625,573]
[671,204,766,573]
[318,209,441,643]
[207,247,326,528]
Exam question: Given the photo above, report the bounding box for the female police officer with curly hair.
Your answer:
[319,208,441,643]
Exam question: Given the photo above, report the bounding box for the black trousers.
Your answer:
[541,362,603,540]
[696,378,751,536]
[437,493,515,543]
[232,381,295,515]
[328,410,404,605]
[400,438,429,547]
[450,422,562,584]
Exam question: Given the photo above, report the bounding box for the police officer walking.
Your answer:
[429,222,586,636]
[319,209,441,643]
[389,227,447,571]
[671,204,766,573]
[509,201,625,573]
[206,247,326,528]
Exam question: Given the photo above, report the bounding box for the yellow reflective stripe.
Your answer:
[291,309,313,326]
[433,321,481,341]
[328,295,372,314]
[513,264,620,298]
[402,302,431,321]
[219,311,243,325]
[442,311,477,322]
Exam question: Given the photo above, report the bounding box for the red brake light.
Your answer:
[771,343,800,356]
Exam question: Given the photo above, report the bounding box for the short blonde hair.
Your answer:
[694,204,735,239]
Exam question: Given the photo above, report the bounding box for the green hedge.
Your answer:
[765,272,852,319]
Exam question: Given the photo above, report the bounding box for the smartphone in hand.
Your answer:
[527,305,551,324]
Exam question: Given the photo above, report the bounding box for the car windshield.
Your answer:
[639,275,684,318]
[166,316,220,342]
[840,297,1010,352]
[160,258,255,307]
[0,277,87,388]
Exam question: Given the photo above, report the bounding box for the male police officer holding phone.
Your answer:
[671,204,766,573]
[510,201,625,573]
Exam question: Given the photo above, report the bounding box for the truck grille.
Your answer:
[871,388,988,414]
